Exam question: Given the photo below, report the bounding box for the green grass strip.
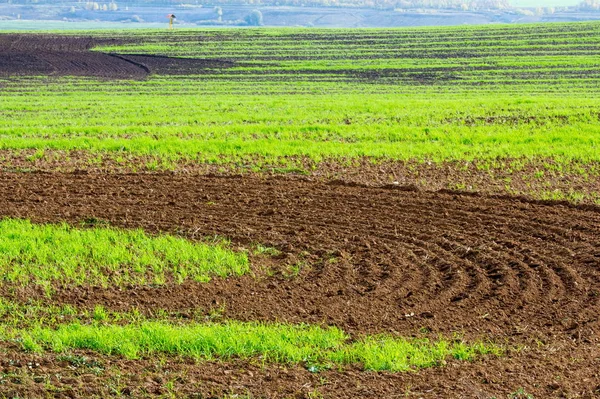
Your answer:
[12,321,500,372]
[0,218,249,288]
[2,134,600,163]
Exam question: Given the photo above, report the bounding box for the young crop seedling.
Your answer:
[0,218,249,290]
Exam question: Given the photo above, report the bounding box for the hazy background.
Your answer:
[510,0,580,6]
[1,0,599,29]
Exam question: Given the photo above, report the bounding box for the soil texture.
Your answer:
[0,172,599,397]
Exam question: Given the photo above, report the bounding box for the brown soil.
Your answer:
[0,172,599,397]
[0,342,597,399]
[3,150,599,205]
[0,35,234,78]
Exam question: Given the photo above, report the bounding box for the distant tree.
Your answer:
[577,0,600,10]
[0,0,515,11]
[245,9,263,25]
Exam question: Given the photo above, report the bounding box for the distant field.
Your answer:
[1,23,600,202]
[1,22,600,398]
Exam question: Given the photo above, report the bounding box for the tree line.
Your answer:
[1,0,599,12]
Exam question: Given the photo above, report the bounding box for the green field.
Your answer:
[2,23,600,164]
[2,23,599,206]
[0,218,248,288]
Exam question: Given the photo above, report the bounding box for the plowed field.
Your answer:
[0,172,599,397]
[3,24,600,398]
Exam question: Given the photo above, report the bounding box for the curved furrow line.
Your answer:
[483,224,586,295]
[403,206,594,295]
[434,236,519,302]
[488,240,549,305]
[81,186,581,310]
[243,212,491,306]
[374,235,475,305]
[297,206,578,308]
[376,229,535,309]
[424,224,572,302]
[421,225,563,304]
[308,208,545,302]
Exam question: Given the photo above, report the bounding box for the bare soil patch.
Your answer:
[0,172,599,397]
[0,342,597,398]
[0,35,233,78]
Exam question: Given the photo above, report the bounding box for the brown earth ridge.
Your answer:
[0,172,599,397]
[3,150,600,205]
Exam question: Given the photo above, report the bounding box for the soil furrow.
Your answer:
[1,169,600,399]
[0,172,598,343]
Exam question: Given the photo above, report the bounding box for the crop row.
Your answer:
[8,321,498,372]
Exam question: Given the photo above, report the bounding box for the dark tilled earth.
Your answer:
[0,35,234,78]
[0,172,599,398]
[0,34,469,82]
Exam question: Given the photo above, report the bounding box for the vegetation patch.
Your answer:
[3,24,600,170]
[4,321,500,372]
[0,218,249,288]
